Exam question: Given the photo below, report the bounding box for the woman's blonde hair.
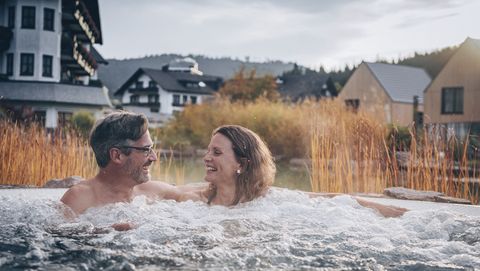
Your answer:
[213,125,276,205]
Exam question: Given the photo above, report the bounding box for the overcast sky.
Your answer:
[96,0,480,71]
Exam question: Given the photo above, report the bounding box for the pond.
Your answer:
[152,157,312,191]
[0,188,479,270]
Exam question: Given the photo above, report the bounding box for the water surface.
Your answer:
[0,188,479,270]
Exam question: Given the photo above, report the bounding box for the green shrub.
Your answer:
[71,111,95,138]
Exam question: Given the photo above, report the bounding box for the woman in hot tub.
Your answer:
[140,125,407,218]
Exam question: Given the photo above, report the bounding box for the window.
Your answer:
[183,95,188,104]
[191,96,197,104]
[345,99,360,112]
[148,81,156,88]
[33,111,46,127]
[6,53,14,76]
[42,55,53,77]
[43,8,54,31]
[58,112,72,127]
[135,81,143,89]
[148,94,159,104]
[442,87,463,114]
[20,53,34,76]
[130,95,139,104]
[173,94,180,105]
[8,6,15,28]
[21,6,35,29]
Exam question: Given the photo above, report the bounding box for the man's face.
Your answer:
[123,131,157,184]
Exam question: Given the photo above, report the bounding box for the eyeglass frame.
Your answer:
[115,145,156,157]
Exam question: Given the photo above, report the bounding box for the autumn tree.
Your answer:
[218,68,280,103]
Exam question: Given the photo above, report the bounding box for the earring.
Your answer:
[236,169,241,174]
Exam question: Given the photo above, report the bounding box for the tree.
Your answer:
[218,68,280,103]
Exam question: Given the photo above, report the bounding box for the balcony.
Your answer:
[171,102,186,107]
[128,86,159,94]
[62,0,101,44]
[126,101,161,108]
[61,34,97,76]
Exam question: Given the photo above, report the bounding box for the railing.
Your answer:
[72,36,97,75]
[74,0,101,44]
[128,86,159,93]
[171,102,185,107]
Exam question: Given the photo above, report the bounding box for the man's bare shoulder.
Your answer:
[60,180,95,215]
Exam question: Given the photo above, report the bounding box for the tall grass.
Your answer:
[309,101,479,204]
[0,120,97,186]
[0,120,184,186]
[157,98,311,159]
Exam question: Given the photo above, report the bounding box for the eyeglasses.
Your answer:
[116,145,156,157]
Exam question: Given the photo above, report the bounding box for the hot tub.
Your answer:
[0,188,479,270]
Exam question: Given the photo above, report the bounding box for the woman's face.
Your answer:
[203,133,240,186]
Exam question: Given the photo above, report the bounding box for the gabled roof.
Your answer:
[91,46,108,65]
[424,37,480,95]
[466,37,480,49]
[115,68,222,96]
[0,81,111,107]
[364,62,431,103]
[277,71,337,100]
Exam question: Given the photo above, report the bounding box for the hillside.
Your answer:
[97,43,460,99]
[97,54,294,98]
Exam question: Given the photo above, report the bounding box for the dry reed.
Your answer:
[0,120,97,186]
[309,101,479,204]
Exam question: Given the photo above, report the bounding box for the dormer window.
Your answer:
[148,81,156,88]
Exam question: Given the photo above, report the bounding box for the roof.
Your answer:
[277,70,337,100]
[115,68,223,96]
[365,62,431,103]
[466,37,480,49]
[91,46,108,65]
[0,81,111,107]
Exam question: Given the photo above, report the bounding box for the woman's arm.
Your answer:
[354,198,408,218]
[305,190,408,218]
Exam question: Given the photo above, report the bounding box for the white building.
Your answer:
[115,59,223,127]
[0,0,111,128]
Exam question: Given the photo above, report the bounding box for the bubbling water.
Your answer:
[0,188,479,270]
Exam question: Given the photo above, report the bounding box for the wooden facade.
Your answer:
[338,62,426,126]
[424,38,480,137]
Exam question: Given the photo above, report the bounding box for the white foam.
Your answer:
[0,188,479,270]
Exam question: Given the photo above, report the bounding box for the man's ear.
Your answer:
[109,148,124,164]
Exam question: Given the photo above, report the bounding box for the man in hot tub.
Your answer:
[60,111,179,222]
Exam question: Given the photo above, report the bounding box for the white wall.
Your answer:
[33,104,108,128]
[120,72,212,126]
[3,0,61,82]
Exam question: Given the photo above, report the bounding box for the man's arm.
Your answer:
[60,185,94,215]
